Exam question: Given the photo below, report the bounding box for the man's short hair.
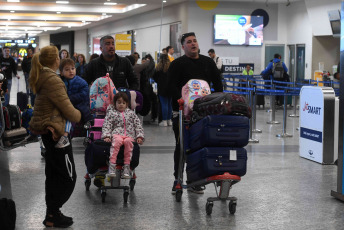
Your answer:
[134,52,140,59]
[274,53,281,59]
[208,49,215,54]
[100,35,114,47]
[166,46,172,53]
[3,46,10,50]
[181,32,196,45]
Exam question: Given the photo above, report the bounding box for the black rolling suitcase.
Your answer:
[256,95,265,107]
[188,115,249,151]
[186,147,248,182]
[2,105,21,130]
[17,81,28,111]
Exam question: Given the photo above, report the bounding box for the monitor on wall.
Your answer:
[214,14,264,46]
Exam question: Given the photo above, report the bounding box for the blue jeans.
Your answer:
[4,78,12,106]
[159,95,172,120]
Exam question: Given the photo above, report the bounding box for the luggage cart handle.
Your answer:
[177,99,184,111]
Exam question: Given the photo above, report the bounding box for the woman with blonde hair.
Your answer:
[153,54,172,126]
[29,45,81,228]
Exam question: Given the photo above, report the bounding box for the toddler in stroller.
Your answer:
[102,92,144,178]
[84,79,144,202]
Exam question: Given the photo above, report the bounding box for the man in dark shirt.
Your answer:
[84,35,138,90]
[22,47,34,103]
[167,32,223,194]
[0,46,20,106]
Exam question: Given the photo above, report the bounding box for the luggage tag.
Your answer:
[229,150,237,161]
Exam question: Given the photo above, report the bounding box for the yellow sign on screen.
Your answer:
[115,34,132,51]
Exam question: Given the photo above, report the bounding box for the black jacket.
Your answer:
[0,56,17,80]
[153,70,169,97]
[84,53,138,90]
[22,56,32,74]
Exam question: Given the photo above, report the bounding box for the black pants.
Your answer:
[42,132,77,214]
[172,115,181,180]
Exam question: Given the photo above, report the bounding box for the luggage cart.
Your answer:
[174,99,242,215]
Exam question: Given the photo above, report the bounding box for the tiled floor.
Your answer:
[1,75,343,229]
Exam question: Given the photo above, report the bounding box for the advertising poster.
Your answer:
[93,37,101,55]
[299,87,324,163]
[115,34,132,57]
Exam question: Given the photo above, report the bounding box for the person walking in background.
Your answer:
[76,54,87,79]
[59,49,70,60]
[166,46,175,62]
[28,45,81,228]
[0,46,20,106]
[208,49,222,73]
[153,54,172,127]
[22,47,35,105]
[242,64,253,76]
[84,35,138,90]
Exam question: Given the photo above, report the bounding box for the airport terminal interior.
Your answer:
[1,0,344,229]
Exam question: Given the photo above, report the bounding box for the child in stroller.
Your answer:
[102,92,144,179]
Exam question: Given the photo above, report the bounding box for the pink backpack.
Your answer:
[182,79,211,119]
[90,74,117,116]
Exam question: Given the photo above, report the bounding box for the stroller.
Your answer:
[83,75,143,203]
[174,82,250,215]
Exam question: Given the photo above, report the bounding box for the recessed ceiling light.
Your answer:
[7,0,20,2]
[82,21,86,23]
[37,25,40,27]
[104,2,117,5]
[8,19,11,21]
[56,1,69,4]
[102,13,107,16]
[163,0,167,2]
[68,26,72,28]
[57,12,61,14]
[10,11,15,13]
[44,30,47,32]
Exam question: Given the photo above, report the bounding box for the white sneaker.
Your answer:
[159,120,168,127]
[55,136,70,148]
[122,165,131,179]
[167,120,173,126]
[108,163,116,178]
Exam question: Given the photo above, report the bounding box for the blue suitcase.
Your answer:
[186,147,247,182]
[188,115,249,151]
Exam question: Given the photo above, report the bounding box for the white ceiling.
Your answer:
[0,0,301,39]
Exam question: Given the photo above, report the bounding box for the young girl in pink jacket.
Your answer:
[102,92,144,178]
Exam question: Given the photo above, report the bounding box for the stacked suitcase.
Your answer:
[186,115,249,182]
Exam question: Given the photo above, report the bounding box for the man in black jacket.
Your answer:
[84,35,138,90]
[167,32,223,194]
[0,46,20,106]
[22,47,34,104]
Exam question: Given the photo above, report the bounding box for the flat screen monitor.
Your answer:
[214,14,264,46]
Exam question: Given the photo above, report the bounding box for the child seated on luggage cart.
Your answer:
[102,92,144,179]
[54,58,93,148]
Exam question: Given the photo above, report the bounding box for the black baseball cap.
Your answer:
[181,32,196,45]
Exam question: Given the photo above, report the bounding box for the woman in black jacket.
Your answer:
[153,54,172,126]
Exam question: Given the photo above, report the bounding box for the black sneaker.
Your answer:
[57,211,73,222]
[187,186,205,194]
[43,213,73,228]
[171,180,178,195]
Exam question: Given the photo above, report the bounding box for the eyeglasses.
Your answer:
[181,32,196,44]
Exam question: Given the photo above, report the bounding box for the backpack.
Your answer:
[182,79,211,120]
[272,61,284,79]
[89,74,117,116]
[21,104,33,134]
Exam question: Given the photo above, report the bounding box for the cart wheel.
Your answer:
[129,179,136,191]
[101,191,106,203]
[85,179,91,191]
[175,190,183,202]
[229,201,236,214]
[206,202,213,215]
[123,191,129,203]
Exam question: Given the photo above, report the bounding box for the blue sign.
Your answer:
[300,127,323,143]
[238,17,247,26]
